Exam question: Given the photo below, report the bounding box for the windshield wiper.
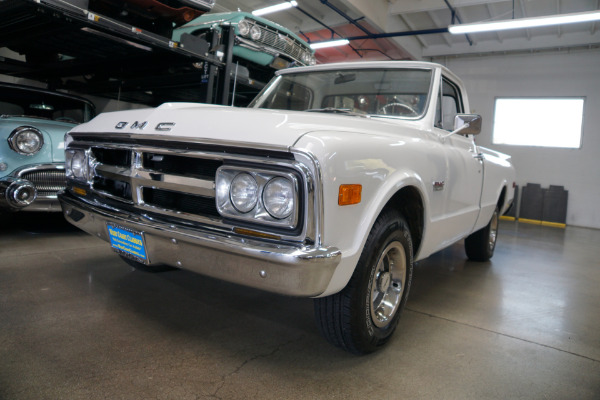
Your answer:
[304,107,368,117]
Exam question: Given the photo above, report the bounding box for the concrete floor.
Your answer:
[0,213,599,400]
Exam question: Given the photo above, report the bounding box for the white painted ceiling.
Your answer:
[211,0,600,62]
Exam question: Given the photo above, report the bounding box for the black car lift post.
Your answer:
[218,25,236,106]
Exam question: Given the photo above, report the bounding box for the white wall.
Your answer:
[432,48,600,229]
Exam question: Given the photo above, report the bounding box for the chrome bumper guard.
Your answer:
[59,192,341,297]
[1,163,66,211]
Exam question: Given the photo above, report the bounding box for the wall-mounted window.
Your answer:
[493,98,584,148]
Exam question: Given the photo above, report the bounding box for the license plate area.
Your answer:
[107,224,149,264]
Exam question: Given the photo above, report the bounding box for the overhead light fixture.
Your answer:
[449,10,600,34]
[310,39,350,49]
[252,1,298,17]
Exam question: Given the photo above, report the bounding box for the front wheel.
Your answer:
[465,207,499,261]
[314,209,414,354]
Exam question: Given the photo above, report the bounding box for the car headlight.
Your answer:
[238,19,250,37]
[250,25,261,40]
[65,149,89,181]
[263,177,294,219]
[216,166,299,229]
[8,126,44,156]
[230,173,258,213]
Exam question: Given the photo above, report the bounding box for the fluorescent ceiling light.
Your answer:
[449,10,600,34]
[310,39,350,49]
[252,1,298,17]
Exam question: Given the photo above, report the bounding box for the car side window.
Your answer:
[435,77,464,131]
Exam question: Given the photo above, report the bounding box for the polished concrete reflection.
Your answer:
[1,213,599,399]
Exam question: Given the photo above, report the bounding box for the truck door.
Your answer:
[432,76,484,246]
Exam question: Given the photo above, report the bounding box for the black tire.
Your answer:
[314,209,414,355]
[465,207,499,261]
[119,255,176,273]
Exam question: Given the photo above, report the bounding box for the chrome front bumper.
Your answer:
[0,164,65,212]
[59,193,341,297]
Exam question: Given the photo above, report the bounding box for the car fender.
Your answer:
[294,130,432,296]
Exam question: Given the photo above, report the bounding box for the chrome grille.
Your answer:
[89,147,222,222]
[254,23,309,63]
[20,169,66,197]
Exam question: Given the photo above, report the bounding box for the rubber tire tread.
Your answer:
[314,208,412,354]
[465,207,498,262]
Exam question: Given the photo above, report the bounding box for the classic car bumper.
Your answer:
[0,164,65,212]
[59,192,341,297]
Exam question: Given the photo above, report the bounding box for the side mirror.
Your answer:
[453,114,482,135]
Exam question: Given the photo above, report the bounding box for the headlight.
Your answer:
[238,19,250,37]
[300,52,316,66]
[230,173,258,213]
[65,149,89,181]
[8,126,44,156]
[216,166,300,229]
[250,25,262,40]
[263,177,294,219]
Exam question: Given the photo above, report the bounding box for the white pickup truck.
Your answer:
[59,61,515,354]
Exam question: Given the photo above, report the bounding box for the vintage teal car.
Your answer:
[173,12,315,81]
[0,83,95,212]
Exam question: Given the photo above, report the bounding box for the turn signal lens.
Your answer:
[338,184,362,206]
[72,187,87,196]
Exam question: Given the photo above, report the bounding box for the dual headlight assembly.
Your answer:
[216,166,299,229]
[237,19,316,67]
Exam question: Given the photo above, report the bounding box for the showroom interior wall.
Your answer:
[433,48,600,230]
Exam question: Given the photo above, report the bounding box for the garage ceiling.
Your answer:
[213,0,600,61]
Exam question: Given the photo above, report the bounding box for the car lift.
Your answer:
[0,0,262,106]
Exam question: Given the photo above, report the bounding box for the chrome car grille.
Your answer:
[89,146,222,222]
[253,23,309,63]
[20,169,66,197]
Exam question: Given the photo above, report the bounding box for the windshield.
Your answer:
[249,68,433,119]
[0,86,95,124]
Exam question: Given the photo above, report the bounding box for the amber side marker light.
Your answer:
[234,227,281,240]
[338,184,362,206]
[72,187,87,196]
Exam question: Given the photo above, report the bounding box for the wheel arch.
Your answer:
[498,185,507,210]
[380,186,425,258]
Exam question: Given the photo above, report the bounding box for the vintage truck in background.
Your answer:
[58,61,515,354]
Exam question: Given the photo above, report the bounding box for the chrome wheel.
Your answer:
[488,209,499,253]
[370,241,407,328]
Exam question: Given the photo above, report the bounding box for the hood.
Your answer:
[70,103,419,149]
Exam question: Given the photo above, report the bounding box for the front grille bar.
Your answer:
[19,169,66,198]
[67,139,314,243]
[89,146,221,223]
